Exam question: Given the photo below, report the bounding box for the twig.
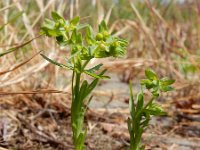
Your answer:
[17,114,73,149]
[0,147,9,150]
[0,50,42,76]
[0,89,69,96]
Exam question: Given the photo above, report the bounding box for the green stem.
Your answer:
[82,60,89,70]
[72,70,75,101]
[71,59,98,149]
[144,97,155,109]
[71,70,82,146]
[71,60,90,150]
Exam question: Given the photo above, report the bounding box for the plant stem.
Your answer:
[71,60,89,150]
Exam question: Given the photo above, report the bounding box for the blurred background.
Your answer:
[0,0,200,150]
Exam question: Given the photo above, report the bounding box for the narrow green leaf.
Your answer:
[84,70,110,79]
[136,92,144,112]
[40,54,72,70]
[77,33,82,44]
[99,20,108,32]
[71,30,77,43]
[83,69,109,100]
[86,25,95,44]
[129,81,135,119]
[83,79,98,101]
[79,80,88,101]
[127,117,132,134]
[86,63,103,73]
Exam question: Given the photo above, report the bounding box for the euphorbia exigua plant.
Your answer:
[40,12,127,150]
[128,69,175,150]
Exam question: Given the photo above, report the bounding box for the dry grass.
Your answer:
[0,0,200,149]
[0,0,200,93]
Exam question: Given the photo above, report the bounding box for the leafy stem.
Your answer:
[40,12,128,150]
[128,69,175,150]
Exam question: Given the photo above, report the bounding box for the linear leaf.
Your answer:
[40,54,72,70]
[129,81,135,119]
[86,63,103,73]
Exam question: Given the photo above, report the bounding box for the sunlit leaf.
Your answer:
[51,11,63,21]
[145,69,157,80]
[160,77,175,86]
[70,16,80,26]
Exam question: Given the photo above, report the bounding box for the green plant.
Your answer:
[40,12,127,150]
[128,69,175,150]
[172,48,196,79]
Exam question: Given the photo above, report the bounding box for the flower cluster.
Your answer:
[41,12,127,60]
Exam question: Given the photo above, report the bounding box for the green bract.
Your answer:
[40,12,127,150]
[128,69,174,150]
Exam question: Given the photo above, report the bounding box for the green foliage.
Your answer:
[141,69,174,96]
[41,12,127,60]
[128,69,174,150]
[40,12,127,150]
[172,49,196,79]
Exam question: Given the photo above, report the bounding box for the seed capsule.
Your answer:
[96,33,103,41]
[99,43,106,50]
[102,31,109,37]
